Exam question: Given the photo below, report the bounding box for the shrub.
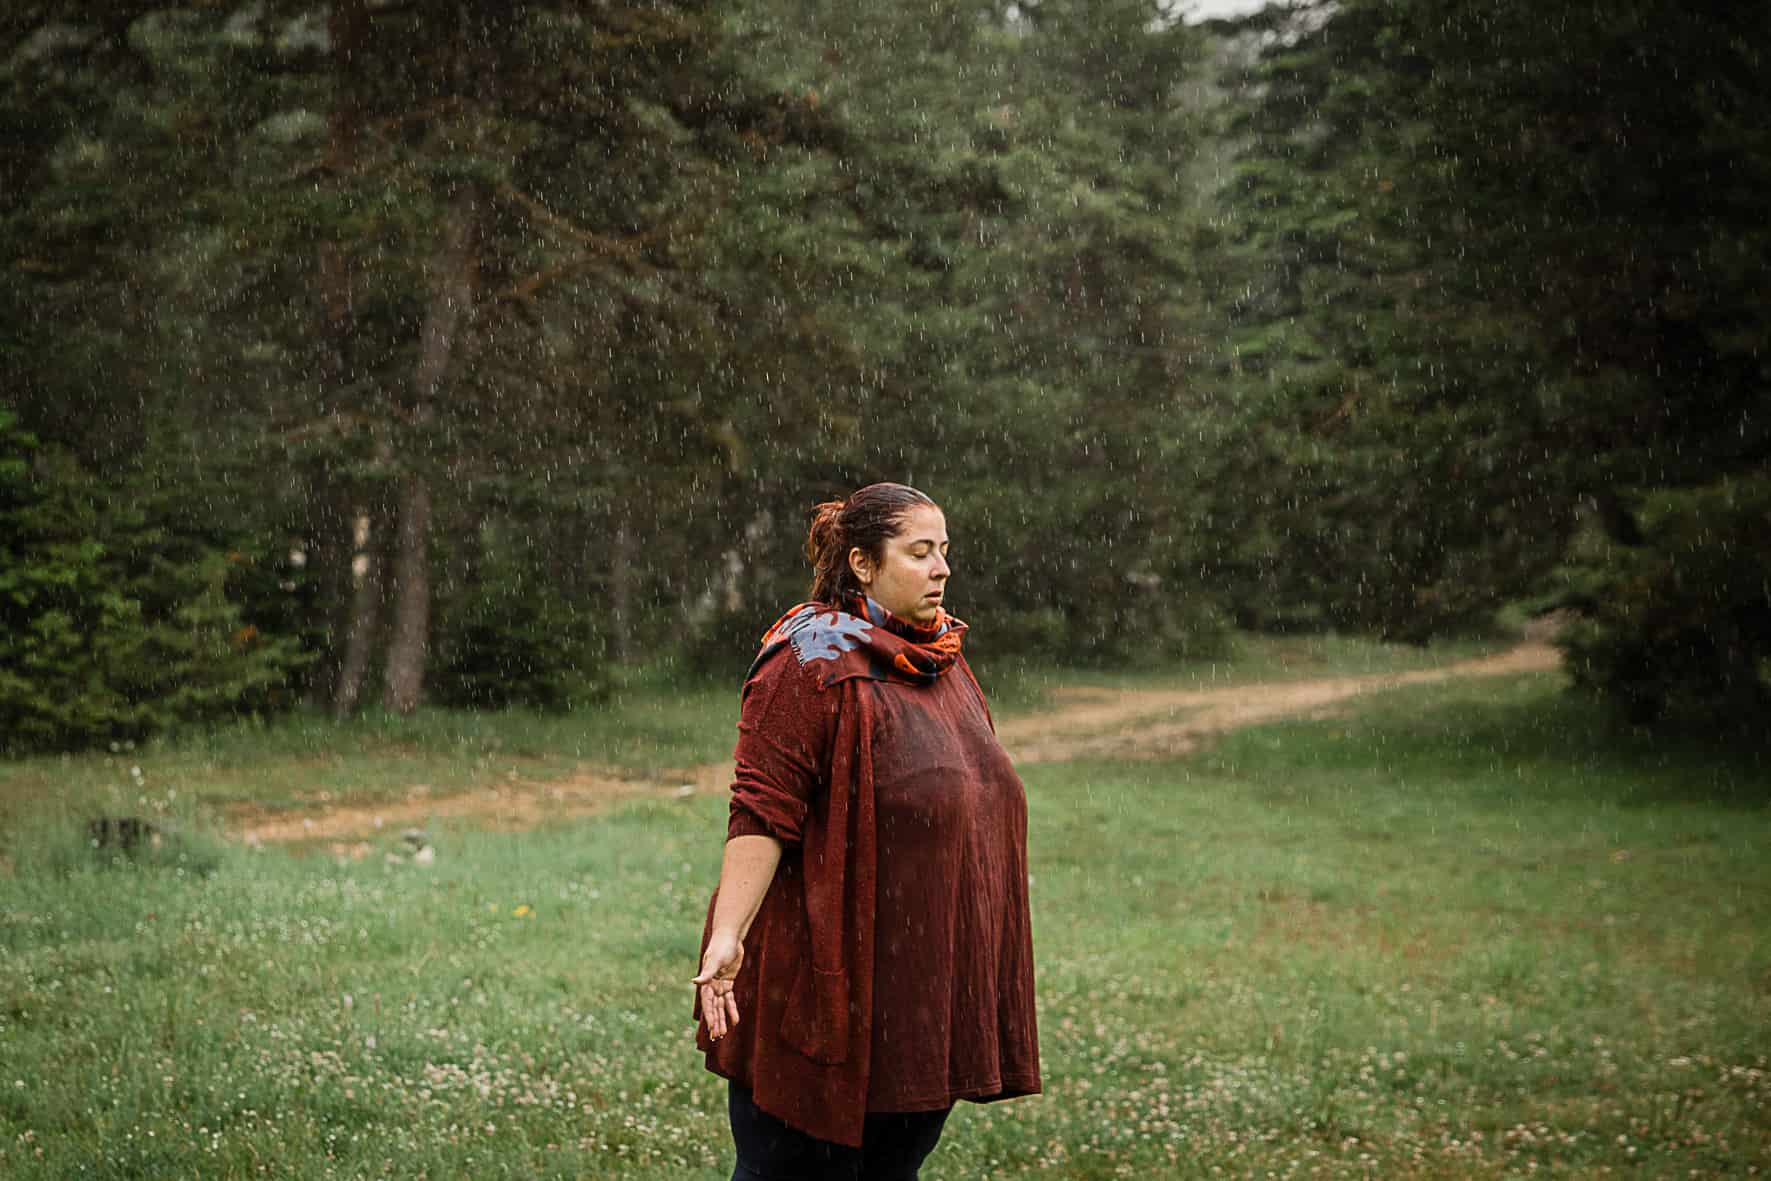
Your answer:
[0,409,308,753]
[1556,472,1771,728]
[430,521,606,710]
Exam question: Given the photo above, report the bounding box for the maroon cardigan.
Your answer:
[694,606,1040,1146]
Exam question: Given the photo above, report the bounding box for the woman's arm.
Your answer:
[692,833,783,1040]
[694,646,831,1040]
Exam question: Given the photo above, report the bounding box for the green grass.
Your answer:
[2,645,1768,1178]
[0,633,1501,829]
[0,676,738,828]
[1011,672,1769,1177]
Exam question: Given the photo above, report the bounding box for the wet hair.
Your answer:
[806,482,938,605]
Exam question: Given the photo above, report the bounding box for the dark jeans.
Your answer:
[728,1081,951,1181]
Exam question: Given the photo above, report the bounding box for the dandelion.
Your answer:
[513,905,533,918]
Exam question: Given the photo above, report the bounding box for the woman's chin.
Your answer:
[876,594,942,625]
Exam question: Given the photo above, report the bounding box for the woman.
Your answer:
[692,482,1041,1181]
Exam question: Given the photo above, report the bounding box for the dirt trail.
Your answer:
[232,639,1561,847]
[994,640,1561,764]
[230,762,734,852]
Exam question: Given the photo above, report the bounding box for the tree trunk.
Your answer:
[610,515,633,665]
[380,477,431,714]
[302,481,352,708]
[380,187,478,715]
[313,0,370,712]
[333,507,383,719]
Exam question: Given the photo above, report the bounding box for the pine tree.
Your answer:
[1208,0,1770,717]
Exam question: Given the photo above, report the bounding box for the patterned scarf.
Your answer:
[753,596,966,687]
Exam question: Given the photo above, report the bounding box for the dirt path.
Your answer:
[232,639,1562,847]
[229,760,736,852]
[994,640,1562,764]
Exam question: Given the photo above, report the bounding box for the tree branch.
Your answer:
[493,183,653,258]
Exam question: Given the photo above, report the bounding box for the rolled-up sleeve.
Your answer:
[727,650,834,847]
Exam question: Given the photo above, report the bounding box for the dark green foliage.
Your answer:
[4,0,1765,744]
[0,409,307,753]
[431,518,606,711]
[1557,474,1771,728]
[704,0,1227,664]
[0,411,134,749]
[1212,0,1771,688]
[0,0,832,721]
[1207,1,1577,640]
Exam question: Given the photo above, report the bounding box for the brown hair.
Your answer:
[806,482,938,605]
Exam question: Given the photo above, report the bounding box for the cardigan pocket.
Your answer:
[779,959,849,1065]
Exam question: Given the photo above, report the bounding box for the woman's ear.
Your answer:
[847,545,872,587]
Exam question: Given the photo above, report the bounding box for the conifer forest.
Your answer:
[4,1,1767,751]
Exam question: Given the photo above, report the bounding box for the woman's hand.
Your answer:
[694,835,780,1043]
[693,930,744,1041]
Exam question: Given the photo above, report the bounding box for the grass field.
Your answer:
[0,629,1507,825]
[2,641,1767,1178]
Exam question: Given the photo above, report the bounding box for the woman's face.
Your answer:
[850,504,951,625]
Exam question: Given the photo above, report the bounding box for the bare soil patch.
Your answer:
[228,761,729,849]
[229,639,1561,845]
[993,640,1562,764]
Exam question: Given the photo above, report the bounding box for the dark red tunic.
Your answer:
[695,610,1040,1146]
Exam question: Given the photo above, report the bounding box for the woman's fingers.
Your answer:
[697,979,718,1041]
[693,934,744,1040]
[699,979,737,1040]
[699,983,718,1038]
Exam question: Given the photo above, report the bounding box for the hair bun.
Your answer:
[805,498,847,565]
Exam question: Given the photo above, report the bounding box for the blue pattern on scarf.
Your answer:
[777,605,874,665]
